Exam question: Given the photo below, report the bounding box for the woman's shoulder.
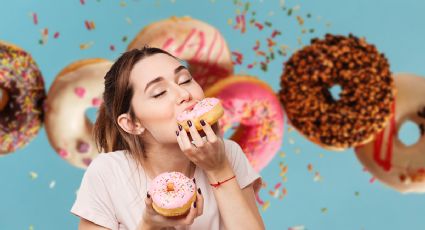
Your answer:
[85,150,130,174]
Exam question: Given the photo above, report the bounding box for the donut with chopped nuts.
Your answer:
[279,34,395,150]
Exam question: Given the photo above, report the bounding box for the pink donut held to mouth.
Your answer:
[177,97,224,131]
[149,172,197,217]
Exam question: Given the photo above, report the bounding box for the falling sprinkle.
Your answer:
[125,17,132,24]
[314,172,322,182]
[80,41,94,50]
[262,200,270,211]
[254,22,264,30]
[288,138,295,144]
[321,207,328,214]
[85,20,96,30]
[307,163,313,172]
[122,36,128,42]
[32,12,38,25]
[319,153,324,158]
[80,0,85,5]
[227,18,233,25]
[53,32,60,39]
[29,225,35,230]
[29,171,38,180]
[279,0,285,8]
[120,1,127,7]
[295,148,301,154]
[279,151,286,158]
[369,177,376,184]
[296,16,304,26]
[110,45,116,51]
[288,226,305,230]
[49,180,56,189]
[355,191,360,197]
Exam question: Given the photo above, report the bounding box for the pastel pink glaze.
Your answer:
[214,81,285,172]
[149,172,196,209]
[176,97,220,121]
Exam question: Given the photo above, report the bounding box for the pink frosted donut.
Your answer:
[355,73,425,193]
[177,97,224,131]
[149,172,197,217]
[205,76,285,172]
[127,16,233,90]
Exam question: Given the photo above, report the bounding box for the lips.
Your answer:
[184,103,197,112]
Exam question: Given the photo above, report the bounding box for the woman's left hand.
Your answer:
[176,120,228,173]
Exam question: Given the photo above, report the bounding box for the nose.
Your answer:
[175,84,192,105]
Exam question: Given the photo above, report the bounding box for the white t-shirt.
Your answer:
[70,139,262,230]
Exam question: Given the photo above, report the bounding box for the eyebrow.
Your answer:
[144,65,188,93]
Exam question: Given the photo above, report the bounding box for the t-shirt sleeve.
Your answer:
[70,155,118,230]
[224,139,262,194]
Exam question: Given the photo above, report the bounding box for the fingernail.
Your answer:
[187,120,192,127]
[193,178,196,184]
[194,201,197,208]
[147,192,150,198]
[198,188,202,195]
[178,124,182,131]
[176,131,179,136]
[200,120,206,126]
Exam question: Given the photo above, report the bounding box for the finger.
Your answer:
[196,188,204,216]
[181,200,198,226]
[187,120,204,147]
[200,119,218,143]
[144,193,156,215]
[178,123,192,151]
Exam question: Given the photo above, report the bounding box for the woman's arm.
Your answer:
[206,162,265,230]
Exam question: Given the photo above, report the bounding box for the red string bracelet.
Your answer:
[210,175,236,188]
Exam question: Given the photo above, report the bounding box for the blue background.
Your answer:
[1,0,424,229]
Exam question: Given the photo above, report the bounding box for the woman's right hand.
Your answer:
[140,189,204,230]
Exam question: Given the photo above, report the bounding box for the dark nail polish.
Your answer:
[193,178,196,184]
[147,192,150,198]
[187,120,192,127]
[194,201,197,208]
[200,120,206,126]
[178,124,182,131]
[198,188,202,195]
[176,131,179,136]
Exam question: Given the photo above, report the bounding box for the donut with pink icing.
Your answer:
[44,59,112,169]
[355,73,425,193]
[205,76,285,172]
[149,171,197,217]
[0,41,46,155]
[127,16,233,90]
[177,97,224,131]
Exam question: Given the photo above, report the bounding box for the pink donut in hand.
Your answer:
[149,172,197,217]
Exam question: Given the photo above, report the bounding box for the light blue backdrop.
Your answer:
[1,0,424,229]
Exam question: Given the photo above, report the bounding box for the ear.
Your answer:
[117,113,145,135]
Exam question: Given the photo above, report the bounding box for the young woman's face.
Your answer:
[129,53,204,144]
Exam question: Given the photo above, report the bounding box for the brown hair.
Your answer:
[93,46,177,163]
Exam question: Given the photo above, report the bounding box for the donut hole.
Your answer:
[223,122,240,139]
[85,107,99,124]
[328,84,342,102]
[398,120,421,147]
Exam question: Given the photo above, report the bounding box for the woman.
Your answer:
[70,47,265,230]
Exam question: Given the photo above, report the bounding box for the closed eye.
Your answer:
[153,91,166,98]
[180,78,193,84]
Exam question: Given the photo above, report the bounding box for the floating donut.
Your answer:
[127,16,233,90]
[44,59,112,168]
[355,73,425,193]
[279,34,395,150]
[177,97,224,131]
[149,171,197,217]
[205,76,285,172]
[0,41,46,154]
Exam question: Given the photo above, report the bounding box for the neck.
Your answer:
[142,142,194,180]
